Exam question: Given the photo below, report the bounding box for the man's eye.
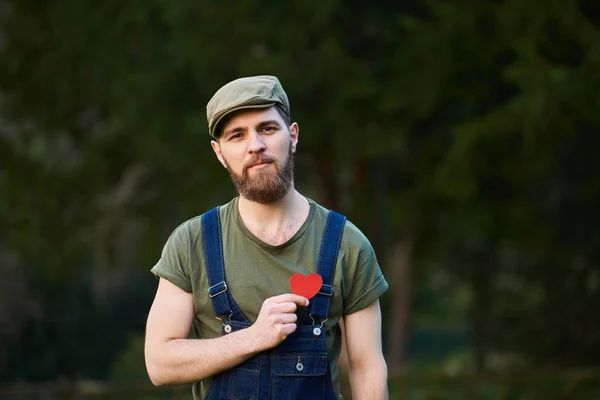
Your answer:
[261,126,275,132]
[229,133,242,140]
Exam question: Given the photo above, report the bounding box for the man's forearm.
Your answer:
[146,328,260,386]
[350,364,389,400]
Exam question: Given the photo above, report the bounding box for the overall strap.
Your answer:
[202,207,233,318]
[309,210,347,321]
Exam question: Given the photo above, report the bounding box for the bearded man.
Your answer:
[144,75,389,400]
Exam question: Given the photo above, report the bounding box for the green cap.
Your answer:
[206,75,290,138]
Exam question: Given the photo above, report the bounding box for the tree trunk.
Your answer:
[385,234,414,373]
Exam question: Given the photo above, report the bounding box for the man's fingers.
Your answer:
[280,313,298,324]
[281,323,298,335]
[274,302,298,314]
[272,293,309,306]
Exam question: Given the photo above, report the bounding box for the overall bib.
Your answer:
[201,207,346,400]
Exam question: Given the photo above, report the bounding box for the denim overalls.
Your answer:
[201,207,346,400]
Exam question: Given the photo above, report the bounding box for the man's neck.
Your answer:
[237,188,310,245]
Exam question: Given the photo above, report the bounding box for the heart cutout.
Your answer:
[290,273,323,300]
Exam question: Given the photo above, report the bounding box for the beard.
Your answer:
[224,143,294,204]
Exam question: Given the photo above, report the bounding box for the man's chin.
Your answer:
[239,188,288,204]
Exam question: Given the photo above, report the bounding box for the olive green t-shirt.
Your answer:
[151,197,388,399]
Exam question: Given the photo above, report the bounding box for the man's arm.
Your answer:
[343,299,388,400]
[144,278,308,386]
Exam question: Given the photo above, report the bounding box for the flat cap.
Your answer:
[206,75,290,138]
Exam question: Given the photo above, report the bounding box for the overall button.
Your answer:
[296,362,304,371]
[224,324,232,333]
[313,327,321,336]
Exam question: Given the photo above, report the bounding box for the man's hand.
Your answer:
[146,279,292,386]
[248,293,309,351]
[145,282,309,386]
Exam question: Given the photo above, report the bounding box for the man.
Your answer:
[144,75,389,399]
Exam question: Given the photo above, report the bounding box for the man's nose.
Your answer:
[247,131,266,153]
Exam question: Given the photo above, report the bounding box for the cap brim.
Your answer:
[211,102,277,138]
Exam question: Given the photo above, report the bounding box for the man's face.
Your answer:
[211,107,299,204]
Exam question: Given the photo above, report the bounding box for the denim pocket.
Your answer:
[228,357,260,400]
[271,354,335,399]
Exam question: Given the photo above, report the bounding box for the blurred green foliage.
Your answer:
[0,0,599,397]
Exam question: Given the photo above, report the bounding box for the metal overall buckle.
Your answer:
[216,311,234,333]
[309,313,327,337]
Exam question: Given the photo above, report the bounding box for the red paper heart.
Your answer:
[290,273,323,299]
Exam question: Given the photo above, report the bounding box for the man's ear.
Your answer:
[289,123,299,153]
[211,140,227,168]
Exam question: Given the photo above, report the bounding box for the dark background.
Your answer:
[1,1,599,399]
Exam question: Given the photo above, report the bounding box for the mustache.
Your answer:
[243,155,277,170]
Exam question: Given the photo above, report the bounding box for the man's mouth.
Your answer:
[248,160,273,169]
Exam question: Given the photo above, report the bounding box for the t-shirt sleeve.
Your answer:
[342,225,389,315]
[150,222,193,293]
